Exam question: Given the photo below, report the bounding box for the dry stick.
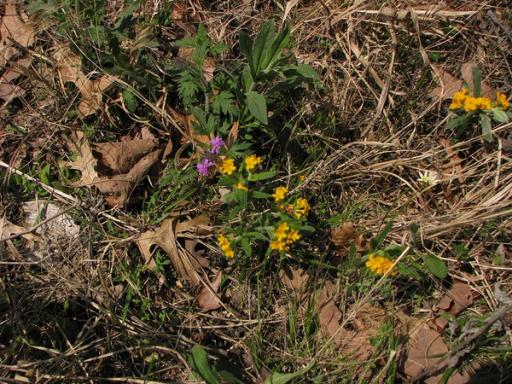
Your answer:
[0,160,138,232]
[411,302,512,383]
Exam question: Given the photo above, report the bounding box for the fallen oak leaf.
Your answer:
[197,270,222,311]
[53,45,117,117]
[93,127,158,173]
[136,216,211,285]
[64,131,161,208]
[403,321,471,384]
[432,282,478,332]
[280,267,309,299]
[0,0,35,67]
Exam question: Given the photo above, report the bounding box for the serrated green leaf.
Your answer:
[248,170,276,181]
[491,108,509,123]
[187,345,220,384]
[479,113,493,142]
[472,66,482,97]
[423,254,448,279]
[246,91,268,124]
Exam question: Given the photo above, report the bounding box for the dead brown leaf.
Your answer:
[403,321,471,384]
[430,63,496,100]
[135,215,212,285]
[93,127,158,173]
[432,282,478,331]
[0,1,35,67]
[315,281,390,361]
[53,45,116,117]
[330,221,369,256]
[64,130,160,208]
[197,270,222,311]
[280,267,308,299]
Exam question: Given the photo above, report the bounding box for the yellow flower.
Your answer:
[219,157,236,175]
[272,186,288,202]
[236,182,248,191]
[496,92,510,110]
[299,175,306,181]
[217,234,235,259]
[476,97,492,110]
[292,198,310,219]
[244,155,263,172]
[270,222,301,252]
[449,89,468,110]
[365,254,395,276]
[463,96,492,112]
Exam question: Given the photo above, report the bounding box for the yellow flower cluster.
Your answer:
[219,157,236,175]
[497,92,510,109]
[290,198,310,219]
[245,155,263,172]
[217,234,234,258]
[449,89,509,112]
[272,186,288,202]
[270,222,301,252]
[365,254,395,276]
[236,182,248,191]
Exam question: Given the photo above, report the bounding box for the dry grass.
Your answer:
[1,0,512,383]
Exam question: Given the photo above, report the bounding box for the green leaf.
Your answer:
[246,91,268,124]
[472,66,482,97]
[423,254,448,279]
[251,190,271,199]
[264,366,310,384]
[248,170,276,181]
[262,23,290,71]
[252,21,276,75]
[40,164,51,185]
[371,221,393,250]
[479,113,493,142]
[239,31,253,71]
[491,108,509,123]
[241,238,252,257]
[446,113,472,130]
[122,89,138,113]
[247,231,269,241]
[396,263,422,281]
[187,345,220,384]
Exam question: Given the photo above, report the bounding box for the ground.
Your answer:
[1,1,512,383]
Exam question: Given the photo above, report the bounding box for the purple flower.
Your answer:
[197,158,214,176]
[209,136,224,154]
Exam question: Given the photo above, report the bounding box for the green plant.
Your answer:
[447,66,511,142]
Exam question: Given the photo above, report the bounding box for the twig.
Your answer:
[0,160,138,232]
[412,303,512,383]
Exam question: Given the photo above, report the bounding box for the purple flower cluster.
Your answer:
[196,136,224,176]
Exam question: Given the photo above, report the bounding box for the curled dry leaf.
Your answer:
[432,282,478,332]
[135,215,212,285]
[53,45,116,117]
[64,130,160,208]
[197,270,222,311]
[330,221,369,256]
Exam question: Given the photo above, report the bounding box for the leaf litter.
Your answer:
[64,129,161,208]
